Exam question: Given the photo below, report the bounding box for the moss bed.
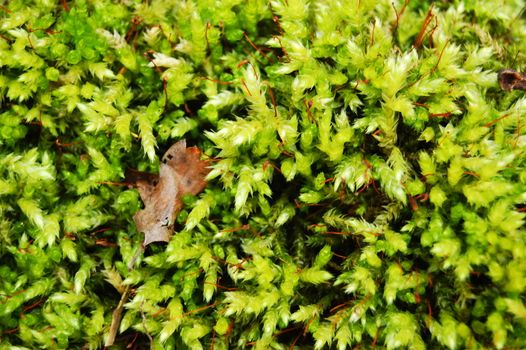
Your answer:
[1,0,526,349]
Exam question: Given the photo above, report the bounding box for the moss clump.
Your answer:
[1,0,526,349]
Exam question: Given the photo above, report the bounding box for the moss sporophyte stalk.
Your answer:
[1,0,526,349]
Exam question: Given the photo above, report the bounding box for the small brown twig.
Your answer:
[105,285,131,347]
[140,301,154,349]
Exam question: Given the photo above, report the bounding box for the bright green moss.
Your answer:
[1,0,526,349]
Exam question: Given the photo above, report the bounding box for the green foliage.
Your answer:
[1,0,526,349]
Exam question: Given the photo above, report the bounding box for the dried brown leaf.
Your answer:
[498,69,526,91]
[131,140,209,246]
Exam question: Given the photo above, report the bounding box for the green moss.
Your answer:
[1,0,526,349]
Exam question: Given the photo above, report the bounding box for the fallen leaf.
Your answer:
[498,69,526,91]
[130,140,209,246]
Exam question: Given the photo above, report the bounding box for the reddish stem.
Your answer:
[203,282,238,291]
[409,196,418,211]
[201,77,234,85]
[332,252,348,260]
[237,59,250,68]
[267,84,278,117]
[60,0,69,11]
[2,327,18,335]
[22,298,45,313]
[220,224,251,233]
[463,171,479,177]
[429,112,452,118]
[204,22,211,50]
[391,0,409,32]
[426,299,433,317]
[243,32,274,63]
[414,102,429,108]
[484,113,511,127]
[414,4,434,48]
[241,79,252,96]
[179,303,217,319]
[0,4,12,13]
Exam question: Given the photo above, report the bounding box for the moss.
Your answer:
[1,0,526,349]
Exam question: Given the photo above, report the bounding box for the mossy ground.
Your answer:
[1,0,526,349]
